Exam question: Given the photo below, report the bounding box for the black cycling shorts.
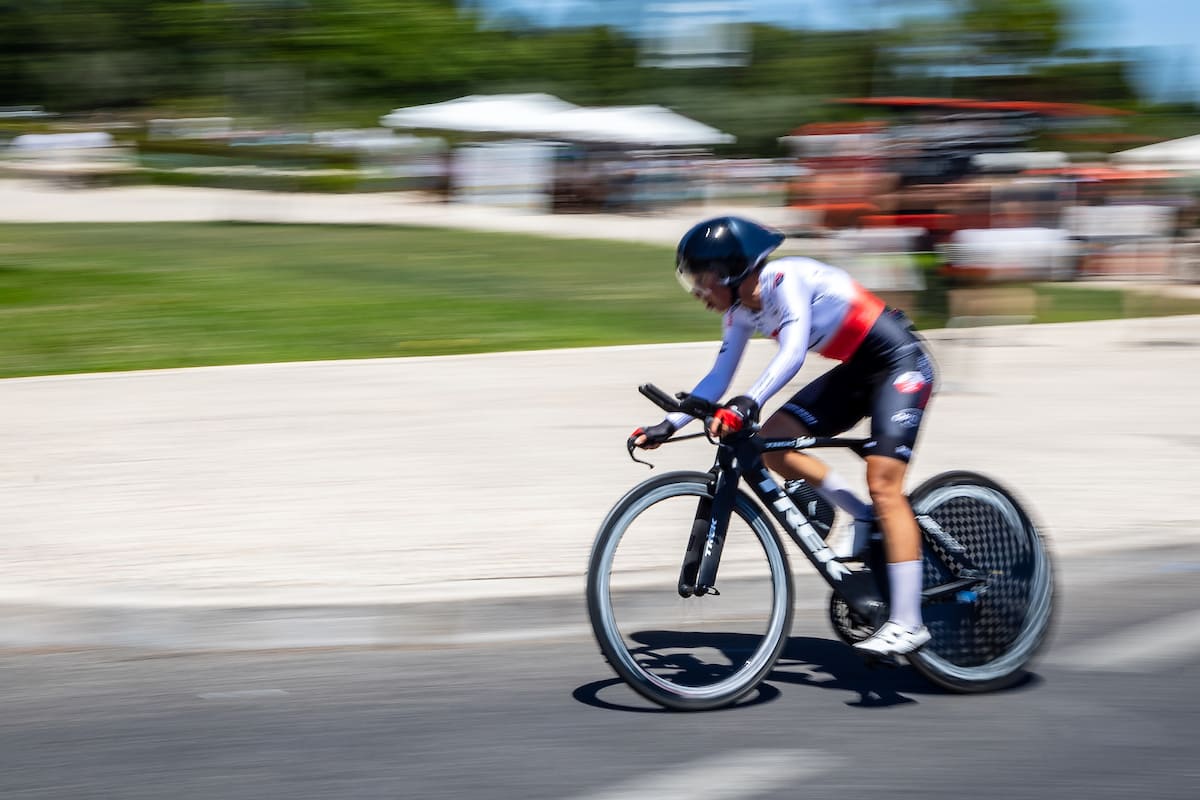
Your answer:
[779,308,936,463]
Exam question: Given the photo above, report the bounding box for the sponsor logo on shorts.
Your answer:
[783,404,818,426]
[894,445,913,459]
[891,408,923,428]
[893,371,927,394]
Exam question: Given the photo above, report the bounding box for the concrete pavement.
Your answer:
[3,316,1199,649]
[1,179,1198,649]
[0,178,799,244]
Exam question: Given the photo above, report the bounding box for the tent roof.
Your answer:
[1112,133,1200,168]
[381,94,733,147]
[541,105,734,146]
[379,94,579,136]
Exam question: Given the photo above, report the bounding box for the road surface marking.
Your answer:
[1047,608,1200,672]
[569,749,837,800]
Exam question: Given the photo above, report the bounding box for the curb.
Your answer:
[0,571,838,652]
[0,594,590,652]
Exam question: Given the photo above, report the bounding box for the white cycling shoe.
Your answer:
[853,620,931,657]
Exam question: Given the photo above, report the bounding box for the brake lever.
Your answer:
[626,431,709,468]
[627,439,655,469]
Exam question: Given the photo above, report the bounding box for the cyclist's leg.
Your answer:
[866,455,921,563]
[855,339,937,655]
[863,342,936,560]
[762,366,873,521]
[857,454,931,656]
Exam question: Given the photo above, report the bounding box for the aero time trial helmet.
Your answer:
[675,216,785,295]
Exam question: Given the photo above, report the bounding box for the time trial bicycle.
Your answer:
[586,384,1055,711]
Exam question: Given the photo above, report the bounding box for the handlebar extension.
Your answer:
[638,383,718,419]
[638,383,680,413]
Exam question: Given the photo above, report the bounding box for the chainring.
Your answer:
[828,593,878,645]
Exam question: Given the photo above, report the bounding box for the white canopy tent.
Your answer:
[1112,133,1200,171]
[540,105,733,146]
[380,94,735,211]
[379,93,580,136]
[381,94,734,147]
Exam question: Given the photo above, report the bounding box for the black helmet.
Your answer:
[676,216,785,294]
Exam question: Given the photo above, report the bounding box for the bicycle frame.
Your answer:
[687,430,891,625]
[633,383,988,625]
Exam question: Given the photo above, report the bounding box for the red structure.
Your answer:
[783,96,1134,238]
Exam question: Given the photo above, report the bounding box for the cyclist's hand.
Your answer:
[628,420,676,450]
[708,395,760,438]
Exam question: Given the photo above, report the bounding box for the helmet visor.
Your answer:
[676,263,704,295]
[677,250,744,289]
[676,260,732,297]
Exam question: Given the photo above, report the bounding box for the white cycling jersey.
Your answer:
[666,256,884,431]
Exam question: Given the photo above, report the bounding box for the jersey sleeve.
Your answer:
[744,269,813,406]
[665,314,752,431]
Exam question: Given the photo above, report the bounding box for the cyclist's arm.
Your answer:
[664,317,752,431]
[742,274,813,407]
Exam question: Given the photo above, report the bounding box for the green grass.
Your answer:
[1033,283,1200,323]
[1,223,1198,378]
[0,222,708,377]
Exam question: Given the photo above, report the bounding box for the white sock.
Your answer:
[814,469,873,521]
[887,560,925,630]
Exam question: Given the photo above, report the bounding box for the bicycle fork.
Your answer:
[678,464,738,597]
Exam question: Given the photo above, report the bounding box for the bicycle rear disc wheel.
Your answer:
[587,471,793,711]
[906,471,1055,693]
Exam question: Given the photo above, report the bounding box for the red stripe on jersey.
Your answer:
[817,282,885,362]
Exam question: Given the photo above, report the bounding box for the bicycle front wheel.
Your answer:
[587,471,793,711]
[906,471,1055,693]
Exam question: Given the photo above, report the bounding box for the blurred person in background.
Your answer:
[629,217,936,657]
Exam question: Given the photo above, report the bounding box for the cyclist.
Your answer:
[629,216,936,657]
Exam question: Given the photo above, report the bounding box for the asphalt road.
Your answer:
[4,542,1198,800]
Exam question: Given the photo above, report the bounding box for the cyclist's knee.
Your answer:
[865,457,908,509]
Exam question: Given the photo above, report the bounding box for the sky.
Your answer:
[465,0,1200,101]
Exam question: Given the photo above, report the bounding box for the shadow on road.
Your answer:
[573,631,1042,712]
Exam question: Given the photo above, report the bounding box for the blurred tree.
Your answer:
[0,0,1169,154]
[958,0,1063,59]
[869,0,1138,109]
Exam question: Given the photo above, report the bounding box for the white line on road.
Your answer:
[1047,608,1200,672]
[568,749,838,800]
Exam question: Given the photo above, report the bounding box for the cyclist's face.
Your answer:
[691,272,733,313]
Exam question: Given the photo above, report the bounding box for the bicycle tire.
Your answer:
[905,471,1055,693]
[587,471,794,711]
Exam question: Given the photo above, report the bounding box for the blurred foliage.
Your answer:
[0,0,1191,155]
[960,0,1064,59]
